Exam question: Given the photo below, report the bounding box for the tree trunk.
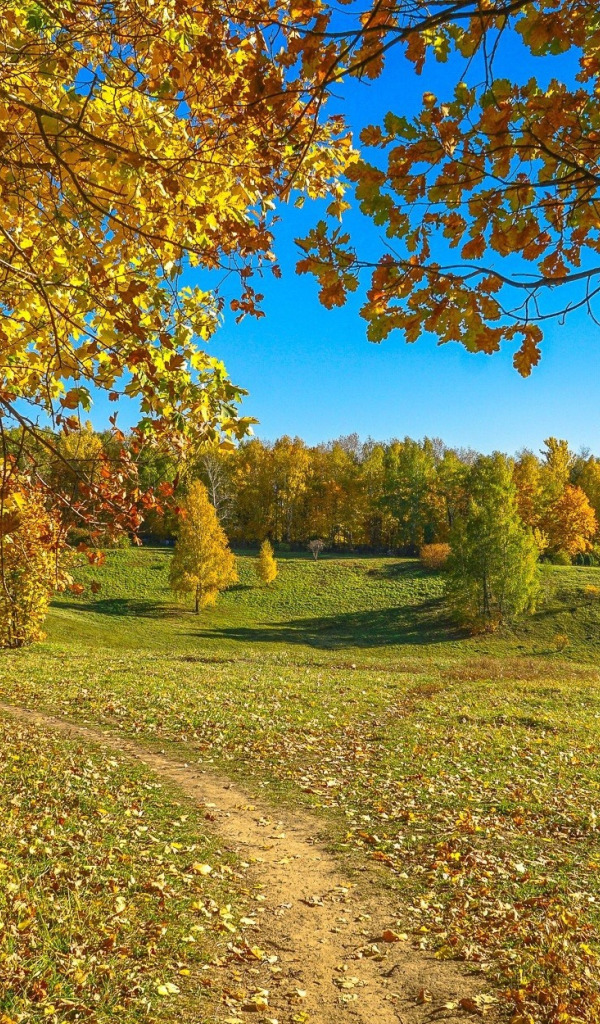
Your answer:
[194,586,200,614]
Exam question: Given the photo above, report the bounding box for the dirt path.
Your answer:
[1,703,499,1024]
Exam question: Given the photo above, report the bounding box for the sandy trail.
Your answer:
[1,703,498,1024]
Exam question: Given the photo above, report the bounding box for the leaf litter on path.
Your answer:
[1,703,500,1024]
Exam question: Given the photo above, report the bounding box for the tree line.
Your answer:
[3,423,598,644]
[136,433,600,564]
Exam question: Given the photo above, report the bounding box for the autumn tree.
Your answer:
[447,455,540,630]
[295,1,600,374]
[574,456,600,532]
[513,451,545,532]
[0,3,349,453]
[308,539,325,560]
[0,479,62,648]
[540,438,574,507]
[429,448,470,542]
[0,0,354,640]
[169,482,237,613]
[543,485,598,561]
[381,438,437,550]
[256,540,278,586]
[306,441,362,548]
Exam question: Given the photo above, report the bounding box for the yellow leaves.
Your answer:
[242,991,269,1011]
[0,0,352,450]
[256,540,278,585]
[191,862,213,875]
[0,481,60,648]
[156,981,181,996]
[0,713,250,1020]
[169,480,237,611]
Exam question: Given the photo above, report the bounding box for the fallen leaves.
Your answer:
[4,598,600,1024]
[156,981,181,996]
[0,718,251,1022]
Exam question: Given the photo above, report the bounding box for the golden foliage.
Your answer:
[256,540,278,585]
[0,2,350,448]
[543,485,598,559]
[419,543,450,570]
[169,481,237,612]
[0,484,60,647]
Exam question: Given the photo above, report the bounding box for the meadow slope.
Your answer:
[2,550,600,1023]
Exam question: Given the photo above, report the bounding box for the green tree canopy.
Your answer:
[446,454,540,630]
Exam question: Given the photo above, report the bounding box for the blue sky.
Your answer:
[93,25,600,456]
[211,228,600,455]
[210,33,599,457]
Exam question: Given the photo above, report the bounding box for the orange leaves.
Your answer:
[513,333,542,377]
[543,485,598,558]
[293,2,600,370]
[461,235,486,260]
[539,251,570,280]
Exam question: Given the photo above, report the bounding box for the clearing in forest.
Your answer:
[1,549,600,1023]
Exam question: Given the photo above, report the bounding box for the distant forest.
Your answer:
[14,427,599,563]
[136,433,600,563]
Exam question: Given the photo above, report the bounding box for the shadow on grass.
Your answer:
[366,562,426,580]
[187,599,463,649]
[56,597,178,619]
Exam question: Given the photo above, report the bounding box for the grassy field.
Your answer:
[47,547,600,662]
[2,549,600,1023]
[0,715,253,1023]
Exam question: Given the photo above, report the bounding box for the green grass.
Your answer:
[3,549,600,1023]
[0,716,252,1023]
[48,547,600,663]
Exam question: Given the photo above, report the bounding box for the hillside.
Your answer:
[48,547,600,664]
[3,549,600,1022]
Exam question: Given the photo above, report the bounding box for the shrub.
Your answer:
[0,487,60,648]
[553,633,570,652]
[256,539,277,585]
[420,543,451,570]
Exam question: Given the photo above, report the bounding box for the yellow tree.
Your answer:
[574,457,600,531]
[513,451,545,531]
[169,481,237,613]
[0,480,62,648]
[543,485,598,560]
[256,540,278,586]
[540,439,574,507]
[0,0,350,641]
